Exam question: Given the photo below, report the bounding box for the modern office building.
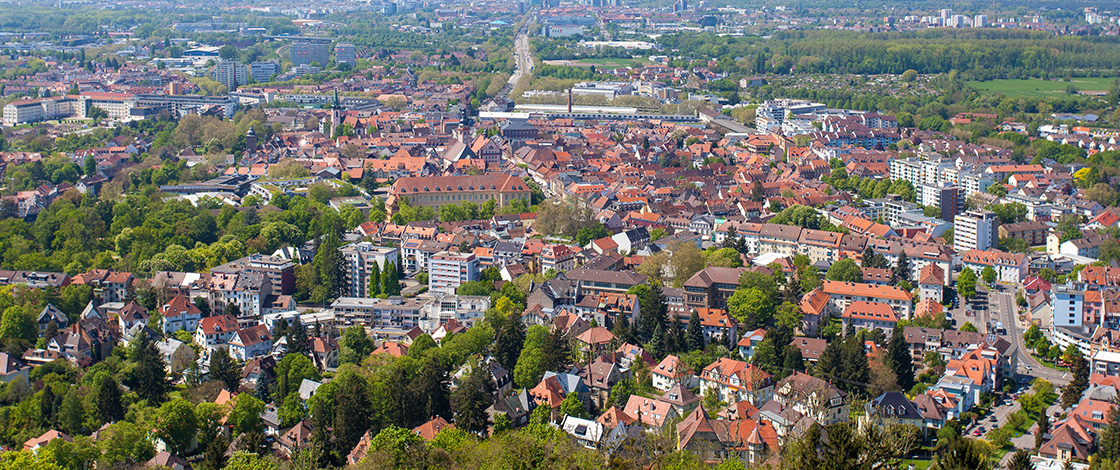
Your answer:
[290,41,330,66]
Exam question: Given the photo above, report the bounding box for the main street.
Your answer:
[983,284,1069,387]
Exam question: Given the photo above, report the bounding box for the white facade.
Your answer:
[953,210,998,252]
[429,252,480,294]
[340,242,401,297]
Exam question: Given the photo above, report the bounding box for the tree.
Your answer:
[960,322,979,333]
[751,180,765,202]
[210,347,242,392]
[452,360,493,435]
[132,335,171,404]
[958,268,978,300]
[276,353,320,400]
[1006,450,1033,470]
[1099,398,1120,464]
[411,355,451,421]
[560,392,585,419]
[382,261,400,296]
[95,373,124,423]
[368,262,381,297]
[727,288,774,329]
[333,372,373,455]
[981,266,996,285]
[628,284,666,342]
[228,394,265,436]
[686,315,705,350]
[887,327,915,392]
[782,344,804,375]
[225,452,277,470]
[932,437,991,470]
[83,155,97,177]
[1061,351,1089,408]
[893,252,911,283]
[0,306,35,342]
[202,434,229,470]
[826,258,863,283]
[668,241,705,287]
[156,399,198,456]
[1035,412,1049,450]
[277,393,305,428]
[339,325,373,365]
[771,205,822,229]
[492,305,526,372]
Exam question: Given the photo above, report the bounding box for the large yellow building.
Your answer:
[387,174,532,215]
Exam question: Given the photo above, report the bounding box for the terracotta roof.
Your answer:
[841,301,898,323]
[411,416,453,440]
[822,280,912,301]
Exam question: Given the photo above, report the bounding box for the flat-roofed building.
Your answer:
[429,251,480,294]
[338,243,400,297]
[330,296,427,330]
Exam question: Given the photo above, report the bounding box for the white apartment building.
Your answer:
[339,242,400,297]
[429,252,480,294]
[214,60,249,91]
[953,210,998,252]
[330,296,426,330]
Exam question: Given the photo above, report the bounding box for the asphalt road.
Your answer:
[985,284,1070,387]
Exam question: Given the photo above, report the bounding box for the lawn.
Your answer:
[969,77,1117,98]
[571,57,648,68]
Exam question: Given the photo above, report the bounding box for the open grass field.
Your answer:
[969,77,1117,98]
[542,57,648,68]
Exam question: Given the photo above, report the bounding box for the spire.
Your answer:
[332,89,340,108]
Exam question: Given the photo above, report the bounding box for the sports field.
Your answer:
[969,77,1116,98]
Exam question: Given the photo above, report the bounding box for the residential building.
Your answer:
[160,295,203,334]
[918,264,945,304]
[960,249,1029,284]
[155,339,194,375]
[1052,282,1086,328]
[820,280,913,319]
[330,297,427,330]
[564,269,647,296]
[953,210,998,252]
[211,254,297,296]
[36,304,67,337]
[429,251,480,294]
[339,243,401,297]
[228,324,273,360]
[841,301,899,335]
[213,60,248,91]
[250,61,278,82]
[195,314,240,350]
[682,267,747,311]
[699,358,774,405]
[335,43,356,64]
[998,221,1050,246]
[652,355,696,391]
[773,372,848,425]
[695,307,738,345]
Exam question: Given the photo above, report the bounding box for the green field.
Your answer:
[969,77,1117,98]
